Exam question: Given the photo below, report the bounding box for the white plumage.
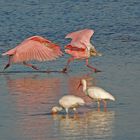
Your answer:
[87,87,115,101]
[80,79,115,110]
[51,95,85,114]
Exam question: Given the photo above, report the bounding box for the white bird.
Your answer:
[78,79,115,111]
[51,95,85,114]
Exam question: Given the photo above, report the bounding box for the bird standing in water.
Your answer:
[2,36,62,71]
[78,79,115,111]
[51,95,85,114]
[62,29,102,73]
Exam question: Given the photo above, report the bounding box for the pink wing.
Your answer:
[65,29,94,49]
[2,36,63,63]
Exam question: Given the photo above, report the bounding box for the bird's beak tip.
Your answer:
[97,52,102,56]
[51,111,58,115]
[77,81,82,90]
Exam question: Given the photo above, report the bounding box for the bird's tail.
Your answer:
[110,95,115,101]
[2,48,16,56]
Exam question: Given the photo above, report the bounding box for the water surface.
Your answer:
[0,0,140,140]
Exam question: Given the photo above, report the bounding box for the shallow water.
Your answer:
[0,0,140,140]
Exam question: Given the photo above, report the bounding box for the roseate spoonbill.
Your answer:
[62,29,102,73]
[2,36,62,70]
[51,95,85,114]
[78,79,115,111]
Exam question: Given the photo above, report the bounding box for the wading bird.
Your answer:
[2,36,62,71]
[78,79,115,111]
[62,29,102,73]
[51,95,85,114]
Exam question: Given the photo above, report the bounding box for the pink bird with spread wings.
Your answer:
[62,29,102,73]
[2,36,63,71]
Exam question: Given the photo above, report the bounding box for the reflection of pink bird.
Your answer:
[62,29,102,73]
[2,36,63,70]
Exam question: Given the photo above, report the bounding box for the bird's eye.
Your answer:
[90,49,96,53]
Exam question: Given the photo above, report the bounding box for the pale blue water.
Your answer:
[0,0,140,140]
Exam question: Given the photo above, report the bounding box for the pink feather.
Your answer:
[65,29,94,49]
[2,36,63,63]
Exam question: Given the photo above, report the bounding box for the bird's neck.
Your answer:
[82,83,87,93]
[85,90,89,96]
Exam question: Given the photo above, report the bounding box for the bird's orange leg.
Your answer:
[23,61,39,70]
[62,57,74,73]
[85,59,101,72]
[3,56,12,70]
[102,100,107,112]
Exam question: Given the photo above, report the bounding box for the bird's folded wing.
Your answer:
[65,45,85,51]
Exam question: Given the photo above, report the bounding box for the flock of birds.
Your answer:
[2,28,115,114]
[2,29,101,72]
[51,79,115,114]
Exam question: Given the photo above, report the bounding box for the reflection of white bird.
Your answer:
[51,95,85,114]
[78,79,115,111]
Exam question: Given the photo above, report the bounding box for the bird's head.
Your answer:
[51,106,63,114]
[90,47,102,57]
[77,79,86,89]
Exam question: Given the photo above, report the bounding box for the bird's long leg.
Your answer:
[65,108,69,114]
[97,100,100,111]
[73,108,77,112]
[102,100,107,112]
[85,59,101,73]
[73,108,79,118]
[62,57,75,73]
[3,56,12,70]
[23,61,39,70]
[73,108,78,114]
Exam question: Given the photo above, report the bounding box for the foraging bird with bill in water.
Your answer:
[51,95,85,114]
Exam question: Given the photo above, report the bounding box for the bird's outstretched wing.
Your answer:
[65,29,94,49]
[2,36,63,63]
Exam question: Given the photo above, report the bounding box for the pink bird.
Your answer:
[62,29,102,73]
[2,36,63,70]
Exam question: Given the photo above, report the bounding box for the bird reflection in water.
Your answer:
[4,73,96,114]
[4,75,62,140]
[52,111,115,139]
[65,72,97,106]
[4,72,112,140]
[5,75,62,113]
